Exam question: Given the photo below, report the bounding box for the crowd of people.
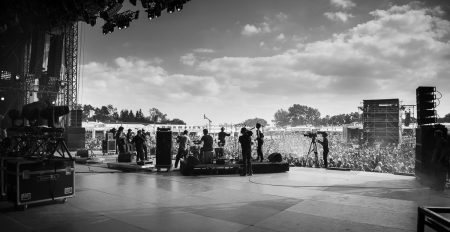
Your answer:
[283,132,416,174]
[86,127,417,174]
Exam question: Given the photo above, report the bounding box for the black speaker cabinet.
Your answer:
[156,128,172,169]
[415,124,448,184]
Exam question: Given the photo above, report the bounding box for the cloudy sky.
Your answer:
[80,0,450,125]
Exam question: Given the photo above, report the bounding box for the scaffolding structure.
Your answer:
[58,23,78,112]
[362,99,401,144]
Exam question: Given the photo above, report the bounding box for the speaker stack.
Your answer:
[156,128,172,171]
[415,86,447,186]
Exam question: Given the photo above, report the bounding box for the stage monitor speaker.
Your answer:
[186,155,200,166]
[118,153,132,162]
[156,128,172,166]
[76,149,89,158]
[65,127,86,151]
[268,153,282,163]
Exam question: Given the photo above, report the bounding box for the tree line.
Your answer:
[273,104,360,127]
[81,103,450,127]
[81,104,186,124]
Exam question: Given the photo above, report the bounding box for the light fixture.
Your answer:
[0,97,4,101]
[176,3,183,11]
[167,3,175,13]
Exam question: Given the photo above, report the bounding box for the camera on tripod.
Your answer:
[303,131,327,139]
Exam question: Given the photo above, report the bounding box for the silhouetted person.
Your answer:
[175,130,190,168]
[239,127,253,176]
[200,129,214,163]
[255,123,264,162]
[142,129,149,160]
[318,132,329,168]
[217,127,230,147]
[132,130,146,164]
[116,126,126,154]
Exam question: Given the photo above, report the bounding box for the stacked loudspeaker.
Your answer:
[415,86,447,187]
[416,86,437,125]
[156,128,172,171]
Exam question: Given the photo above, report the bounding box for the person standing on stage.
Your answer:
[318,132,329,168]
[239,127,253,176]
[132,130,146,164]
[217,127,231,147]
[255,123,264,162]
[116,126,126,154]
[142,129,149,160]
[175,130,190,168]
[200,129,214,163]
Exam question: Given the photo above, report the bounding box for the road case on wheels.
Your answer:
[5,157,75,209]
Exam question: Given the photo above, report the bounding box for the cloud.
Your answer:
[180,53,197,66]
[330,0,356,9]
[197,3,450,106]
[241,23,272,36]
[241,24,262,36]
[193,48,215,53]
[324,11,354,22]
[276,33,286,41]
[82,57,221,107]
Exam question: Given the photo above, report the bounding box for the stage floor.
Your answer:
[0,165,449,232]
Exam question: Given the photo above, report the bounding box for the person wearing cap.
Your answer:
[318,132,329,168]
[175,130,190,168]
[239,127,253,176]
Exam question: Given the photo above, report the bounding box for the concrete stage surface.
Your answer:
[0,165,449,232]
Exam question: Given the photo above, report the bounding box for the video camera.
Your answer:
[303,131,327,139]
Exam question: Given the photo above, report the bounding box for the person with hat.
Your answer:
[318,132,329,168]
[239,127,253,176]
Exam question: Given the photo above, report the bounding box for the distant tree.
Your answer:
[82,104,95,121]
[241,118,268,127]
[273,109,290,127]
[148,107,167,123]
[135,109,145,122]
[439,113,450,123]
[167,118,186,125]
[93,105,110,122]
[288,104,321,126]
[128,110,135,121]
[120,109,129,121]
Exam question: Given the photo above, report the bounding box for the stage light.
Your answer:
[167,3,175,13]
[147,10,155,20]
[176,3,183,11]
[102,21,115,35]
[155,8,161,18]
[0,97,4,101]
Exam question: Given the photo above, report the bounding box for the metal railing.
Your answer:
[417,206,450,232]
